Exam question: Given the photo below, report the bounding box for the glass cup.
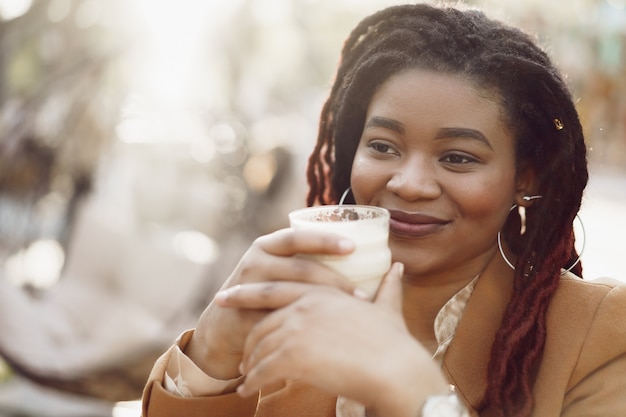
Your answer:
[288,205,391,299]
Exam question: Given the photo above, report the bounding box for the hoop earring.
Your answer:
[339,187,351,205]
[497,195,586,275]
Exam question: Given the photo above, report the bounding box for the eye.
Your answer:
[440,152,478,165]
[367,141,398,155]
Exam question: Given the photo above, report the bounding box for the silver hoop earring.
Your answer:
[522,195,543,202]
[339,187,351,205]
[497,195,586,275]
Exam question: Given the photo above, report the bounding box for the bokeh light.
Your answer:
[0,0,32,20]
[4,239,65,289]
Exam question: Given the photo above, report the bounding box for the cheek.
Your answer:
[459,176,516,227]
[349,152,385,203]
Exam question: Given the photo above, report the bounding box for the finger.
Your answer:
[215,281,354,310]
[214,281,312,310]
[231,253,364,299]
[240,305,296,374]
[373,262,404,313]
[256,228,355,257]
[240,322,283,377]
[263,255,361,293]
[237,349,288,398]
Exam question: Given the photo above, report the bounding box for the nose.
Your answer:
[386,157,442,201]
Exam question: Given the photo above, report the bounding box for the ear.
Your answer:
[514,163,538,207]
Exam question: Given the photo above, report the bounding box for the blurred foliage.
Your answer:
[0,357,11,383]
[0,0,124,258]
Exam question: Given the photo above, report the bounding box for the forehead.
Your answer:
[365,69,511,144]
[368,69,502,120]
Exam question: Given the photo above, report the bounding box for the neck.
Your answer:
[401,275,475,353]
[400,248,500,352]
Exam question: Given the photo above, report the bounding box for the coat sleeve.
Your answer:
[561,283,626,416]
[141,341,259,417]
[140,334,337,417]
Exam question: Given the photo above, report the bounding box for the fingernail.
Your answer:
[214,285,240,303]
[338,239,355,252]
[238,362,245,375]
[214,289,231,302]
[237,384,249,397]
[395,262,405,276]
[353,288,370,300]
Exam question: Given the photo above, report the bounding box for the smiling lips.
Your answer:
[388,210,449,238]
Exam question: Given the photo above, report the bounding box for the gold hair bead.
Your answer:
[554,118,564,130]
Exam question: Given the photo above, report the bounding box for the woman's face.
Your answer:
[351,69,524,281]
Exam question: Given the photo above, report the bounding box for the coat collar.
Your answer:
[441,256,514,410]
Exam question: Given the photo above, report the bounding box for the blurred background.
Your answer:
[0,0,624,416]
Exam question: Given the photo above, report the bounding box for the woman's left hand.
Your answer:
[214,262,449,417]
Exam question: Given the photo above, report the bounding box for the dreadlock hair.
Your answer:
[306,4,588,417]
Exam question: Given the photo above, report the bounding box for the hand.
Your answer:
[219,262,449,417]
[185,228,360,380]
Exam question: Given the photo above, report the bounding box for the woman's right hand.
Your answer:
[183,227,359,380]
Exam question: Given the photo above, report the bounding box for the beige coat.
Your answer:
[142,271,626,416]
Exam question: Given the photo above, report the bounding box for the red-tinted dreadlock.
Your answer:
[306,4,588,417]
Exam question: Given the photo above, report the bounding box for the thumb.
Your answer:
[373,262,404,313]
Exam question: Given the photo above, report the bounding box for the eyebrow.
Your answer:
[364,116,405,135]
[364,117,494,150]
[435,127,493,150]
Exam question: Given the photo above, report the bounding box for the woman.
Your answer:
[142,4,626,417]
